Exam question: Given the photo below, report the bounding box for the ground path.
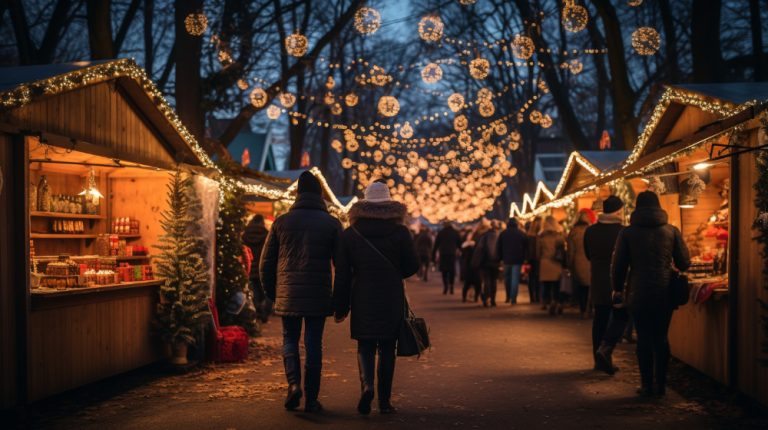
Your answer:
[26,276,760,429]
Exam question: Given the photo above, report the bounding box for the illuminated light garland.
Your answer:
[184,12,208,36]
[631,27,661,56]
[561,1,589,33]
[354,7,381,35]
[285,32,308,57]
[418,15,444,42]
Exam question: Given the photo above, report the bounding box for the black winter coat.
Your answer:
[495,225,527,265]
[611,207,691,309]
[471,229,499,270]
[414,231,433,258]
[433,226,461,271]
[584,221,624,306]
[259,193,343,317]
[243,221,269,281]
[333,200,419,340]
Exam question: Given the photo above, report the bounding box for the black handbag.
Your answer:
[351,227,430,357]
[669,270,690,309]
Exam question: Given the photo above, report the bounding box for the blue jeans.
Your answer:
[503,264,522,303]
[282,316,326,385]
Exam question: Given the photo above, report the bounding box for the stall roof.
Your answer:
[0,60,114,91]
[670,83,768,105]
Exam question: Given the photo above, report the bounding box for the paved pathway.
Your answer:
[29,276,741,429]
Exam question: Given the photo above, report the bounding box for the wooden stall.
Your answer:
[0,59,213,407]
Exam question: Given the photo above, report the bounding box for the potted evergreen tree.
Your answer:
[155,170,211,365]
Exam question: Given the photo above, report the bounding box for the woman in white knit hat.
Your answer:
[333,181,419,415]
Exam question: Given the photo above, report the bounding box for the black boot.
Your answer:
[637,349,654,398]
[357,352,375,415]
[595,343,617,375]
[655,343,670,397]
[283,354,302,410]
[304,366,323,413]
[378,345,397,414]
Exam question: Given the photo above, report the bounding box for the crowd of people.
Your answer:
[240,171,691,415]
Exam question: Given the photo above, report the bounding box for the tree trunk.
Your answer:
[749,0,765,81]
[288,73,308,169]
[590,0,638,150]
[691,0,723,83]
[658,0,680,83]
[174,0,205,143]
[86,0,116,59]
[144,0,154,76]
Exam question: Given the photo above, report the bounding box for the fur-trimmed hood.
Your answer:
[348,200,407,225]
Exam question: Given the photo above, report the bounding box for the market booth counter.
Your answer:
[0,59,212,407]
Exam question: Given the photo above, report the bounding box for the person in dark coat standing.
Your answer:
[334,182,419,415]
[243,214,270,322]
[526,217,542,305]
[612,191,691,397]
[414,227,433,282]
[433,221,462,294]
[472,218,500,307]
[260,171,343,413]
[584,196,625,373]
[496,218,527,304]
[460,227,483,302]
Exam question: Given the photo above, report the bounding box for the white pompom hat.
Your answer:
[363,182,391,203]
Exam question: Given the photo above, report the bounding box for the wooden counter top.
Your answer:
[31,279,163,309]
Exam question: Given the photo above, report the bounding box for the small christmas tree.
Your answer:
[216,167,258,335]
[154,170,211,356]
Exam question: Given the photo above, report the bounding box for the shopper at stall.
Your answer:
[472,218,500,307]
[567,209,594,318]
[537,216,566,315]
[333,181,419,415]
[496,217,527,304]
[611,191,691,397]
[433,221,462,295]
[243,214,270,323]
[260,171,343,413]
[414,227,433,282]
[584,196,626,372]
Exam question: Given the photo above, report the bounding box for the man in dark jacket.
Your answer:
[260,171,343,413]
[611,191,691,397]
[496,218,527,304]
[584,195,625,373]
[433,221,462,294]
[243,214,270,323]
[414,227,433,281]
[472,219,500,307]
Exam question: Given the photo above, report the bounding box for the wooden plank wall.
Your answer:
[736,132,768,405]
[110,175,171,256]
[7,83,176,167]
[0,133,19,408]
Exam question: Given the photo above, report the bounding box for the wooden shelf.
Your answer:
[30,211,104,220]
[30,233,98,239]
[115,255,152,261]
[116,234,141,240]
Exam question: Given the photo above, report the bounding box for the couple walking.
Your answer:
[260,172,418,414]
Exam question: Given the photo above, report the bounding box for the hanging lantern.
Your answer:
[377,95,400,117]
[478,101,495,117]
[418,15,444,42]
[325,76,336,89]
[469,57,490,79]
[184,12,208,36]
[454,114,468,131]
[631,27,661,55]
[529,110,543,123]
[447,93,465,112]
[344,92,359,107]
[421,63,443,84]
[561,1,588,33]
[79,168,104,204]
[399,121,414,139]
[354,7,381,35]
[266,105,281,119]
[236,79,249,90]
[511,34,535,60]
[285,32,308,57]
[249,87,268,108]
[679,173,706,208]
[278,92,296,108]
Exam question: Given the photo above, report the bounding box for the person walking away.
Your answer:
[612,191,690,397]
[472,218,500,307]
[243,214,270,322]
[433,221,462,294]
[333,182,419,415]
[537,216,566,315]
[461,228,482,302]
[414,227,433,282]
[567,209,594,318]
[526,217,543,306]
[496,218,527,304]
[584,196,625,373]
[260,171,343,413]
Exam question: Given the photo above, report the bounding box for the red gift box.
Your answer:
[207,298,248,363]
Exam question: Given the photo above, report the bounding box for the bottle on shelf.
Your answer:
[37,175,50,212]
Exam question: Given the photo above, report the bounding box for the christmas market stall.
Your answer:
[0,59,221,407]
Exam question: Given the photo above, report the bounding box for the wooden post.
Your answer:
[727,152,739,388]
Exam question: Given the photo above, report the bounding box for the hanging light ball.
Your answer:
[285,32,309,57]
[458,131,472,147]
[354,7,381,35]
[325,76,336,89]
[478,102,495,118]
[628,0,643,6]
[184,12,208,36]
[378,95,400,117]
[421,63,443,84]
[331,139,343,153]
[418,15,444,42]
[278,92,296,108]
[399,121,414,139]
[324,91,335,105]
[568,58,583,74]
[511,34,535,60]
[385,154,396,165]
[266,105,281,120]
[342,158,353,169]
[331,103,343,115]
[494,122,508,135]
[249,87,268,108]
[476,87,493,102]
[346,139,359,152]
[344,92,359,107]
[236,79,249,90]
[631,27,661,55]
[529,110,543,123]
[561,2,589,33]
[540,114,553,129]
[454,114,468,131]
[448,93,465,112]
[469,57,490,79]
